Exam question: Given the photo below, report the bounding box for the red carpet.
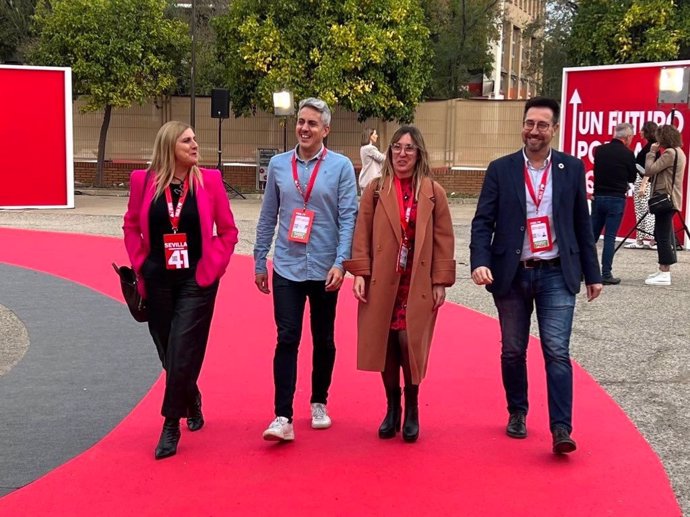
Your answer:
[0,228,680,516]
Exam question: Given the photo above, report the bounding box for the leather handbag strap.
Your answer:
[651,148,678,203]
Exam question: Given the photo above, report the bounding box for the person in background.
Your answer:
[590,122,637,285]
[470,97,602,455]
[626,121,658,249]
[643,124,686,286]
[254,98,358,442]
[123,121,239,459]
[359,128,386,190]
[344,125,456,443]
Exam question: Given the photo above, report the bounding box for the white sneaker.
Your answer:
[262,416,295,441]
[625,242,646,249]
[646,271,661,279]
[310,403,332,429]
[645,271,671,286]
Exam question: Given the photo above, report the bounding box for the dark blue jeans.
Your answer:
[493,264,576,432]
[272,271,339,421]
[591,195,626,277]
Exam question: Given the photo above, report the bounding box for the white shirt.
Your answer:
[521,148,560,260]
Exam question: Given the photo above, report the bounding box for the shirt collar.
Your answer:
[294,144,326,163]
[522,148,552,171]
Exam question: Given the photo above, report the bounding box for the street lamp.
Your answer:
[273,89,294,152]
[658,66,690,124]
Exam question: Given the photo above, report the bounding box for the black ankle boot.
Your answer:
[187,392,204,432]
[155,418,181,460]
[402,385,419,443]
[378,387,402,439]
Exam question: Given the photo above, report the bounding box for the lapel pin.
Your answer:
[558,163,564,169]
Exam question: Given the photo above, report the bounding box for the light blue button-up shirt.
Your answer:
[522,148,559,260]
[254,145,358,281]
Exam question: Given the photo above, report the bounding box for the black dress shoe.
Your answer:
[602,276,621,285]
[155,418,181,460]
[506,412,527,438]
[187,392,204,432]
[552,427,577,454]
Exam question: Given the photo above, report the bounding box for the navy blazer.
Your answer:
[470,149,602,297]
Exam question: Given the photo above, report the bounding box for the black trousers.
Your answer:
[654,210,677,266]
[145,270,218,419]
[272,271,339,421]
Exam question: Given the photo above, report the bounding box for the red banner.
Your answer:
[561,61,690,242]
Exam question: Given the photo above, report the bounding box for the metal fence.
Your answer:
[73,97,534,168]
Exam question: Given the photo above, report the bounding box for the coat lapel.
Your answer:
[510,151,527,218]
[379,176,402,243]
[414,178,434,251]
[550,152,564,219]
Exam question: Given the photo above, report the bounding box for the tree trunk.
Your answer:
[95,104,112,187]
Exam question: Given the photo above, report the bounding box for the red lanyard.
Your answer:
[292,148,327,208]
[523,163,551,211]
[164,177,189,232]
[394,176,414,238]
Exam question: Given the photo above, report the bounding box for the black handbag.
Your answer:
[112,263,148,322]
[648,149,677,215]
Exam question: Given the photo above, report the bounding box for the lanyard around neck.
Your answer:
[164,177,189,232]
[292,148,327,208]
[523,163,551,211]
[394,176,414,238]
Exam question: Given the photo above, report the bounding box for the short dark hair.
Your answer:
[524,97,560,124]
[642,121,658,141]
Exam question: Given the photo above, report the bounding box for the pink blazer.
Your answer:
[123,168,239,296]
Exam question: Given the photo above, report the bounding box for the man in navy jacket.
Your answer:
[470,97,602,454]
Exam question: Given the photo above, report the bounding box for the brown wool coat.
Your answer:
[343,176,456,384]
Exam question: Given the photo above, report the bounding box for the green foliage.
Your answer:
[541,0,578,98]
[213,0,431,123]
[568,0,690,66]
[0,0,37,63]
[423,0,500,99]
[28,0,189,111]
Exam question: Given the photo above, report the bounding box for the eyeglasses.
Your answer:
[523,120,552,132]
[391,143,418,154]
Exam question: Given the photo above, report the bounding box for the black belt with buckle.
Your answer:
[521,257,561,269]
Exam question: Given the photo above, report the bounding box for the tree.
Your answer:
[28,0,189,186]
[568,0,690,66]
[423,0,500,99]
[538,0,578,98]
[213,0,431,123]
[0,0,37,63]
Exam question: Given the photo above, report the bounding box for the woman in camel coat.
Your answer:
[344,125,455,442]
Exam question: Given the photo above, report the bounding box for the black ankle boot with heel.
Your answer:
[402,385,419,443]
[378,387,402,439]
[155,418,181,460]
[187,392,204,432]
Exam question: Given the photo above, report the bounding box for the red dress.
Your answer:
[390,178,418,330]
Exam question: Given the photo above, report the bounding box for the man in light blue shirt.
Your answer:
[254,97,358,442]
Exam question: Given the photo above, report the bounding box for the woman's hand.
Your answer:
[432,285,446,310]
[353,276,368,303]
[650,143,660,154]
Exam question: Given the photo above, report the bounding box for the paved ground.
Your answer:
[1,192,689,514]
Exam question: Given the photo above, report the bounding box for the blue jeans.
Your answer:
[590,195,626,277]
[493,265,576,431]
[271,271,339,421]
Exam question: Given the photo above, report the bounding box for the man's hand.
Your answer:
[325,267,344,292]
[353,276,367,303]
[586,283,602,302]
[432,285,446,310]
[255,273,270,294]
[471,266,494,286]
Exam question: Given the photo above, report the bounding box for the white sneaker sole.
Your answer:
[311,419,332,429]
[645,280,671,286]
[262,430,295,441]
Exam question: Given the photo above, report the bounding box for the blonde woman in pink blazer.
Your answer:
[123,121,238,459]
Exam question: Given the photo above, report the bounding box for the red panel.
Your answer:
[0,68,68,206]
[562,63,690,241]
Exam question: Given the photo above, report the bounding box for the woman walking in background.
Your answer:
[123,121,238,459]
[644,124,685,286]
[345,126,456,442]
[359,128,386,190]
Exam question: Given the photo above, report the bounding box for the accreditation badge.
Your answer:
[396,240,410,273]
[527,216,553,252]
[164,233,190,269]
[288,208,315,243]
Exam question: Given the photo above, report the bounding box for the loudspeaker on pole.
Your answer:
[211,88,229,119]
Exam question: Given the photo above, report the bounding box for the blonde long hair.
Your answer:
[379,125,432,201]
[147,121,203,198]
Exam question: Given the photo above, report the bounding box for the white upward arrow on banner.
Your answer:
[569,89,582,155]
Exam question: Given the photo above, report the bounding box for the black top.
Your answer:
[144,182,202,280]
[592,139,637,197]
[635,140,659,177]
